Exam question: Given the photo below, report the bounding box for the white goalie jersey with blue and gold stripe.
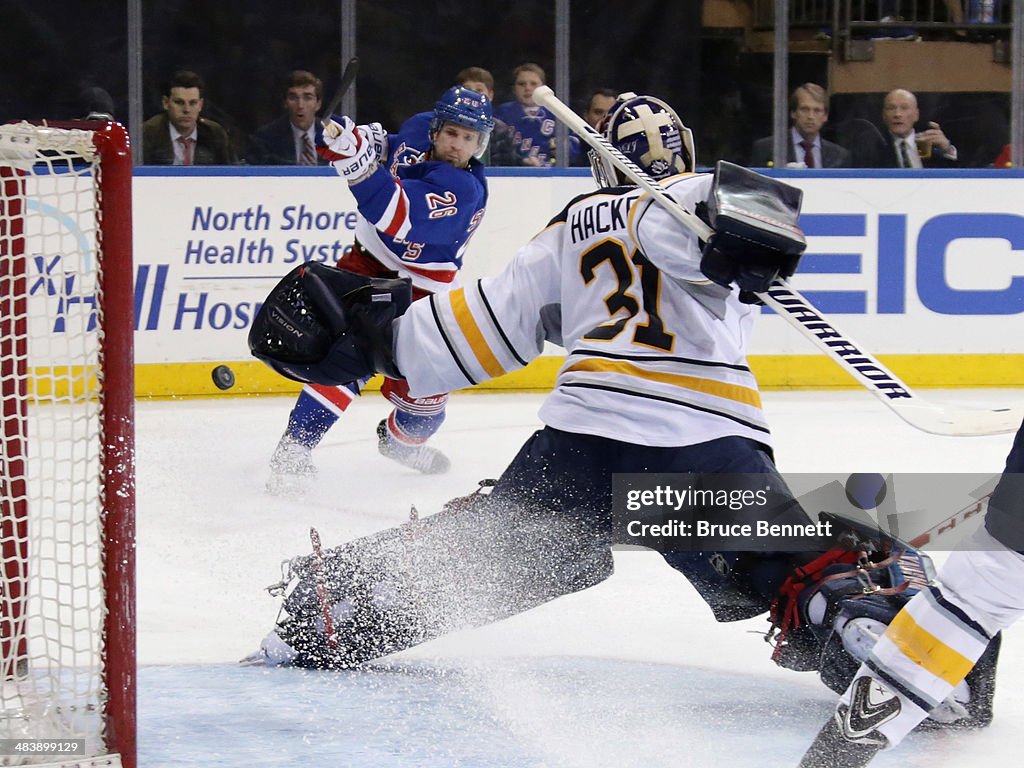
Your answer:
[393,172,772,448]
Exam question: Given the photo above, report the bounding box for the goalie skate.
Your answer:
[376,419,451,474]
[798,710,886,768]
[267,433,318,494]
[239,629,300,667]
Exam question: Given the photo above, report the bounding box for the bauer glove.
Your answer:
[318,117,378,183]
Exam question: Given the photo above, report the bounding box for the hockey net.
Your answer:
[0,122,134,767]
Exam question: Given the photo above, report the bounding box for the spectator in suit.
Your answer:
[456,66,526,167]
[875,88,958,168]
[749,83,851,168]
[142,70,235,165]
[247,70,330,166]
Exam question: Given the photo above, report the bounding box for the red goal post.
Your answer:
[0,120,135,767]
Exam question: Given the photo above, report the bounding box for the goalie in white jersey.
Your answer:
[249,94,1007,751]
[246,92,825,670]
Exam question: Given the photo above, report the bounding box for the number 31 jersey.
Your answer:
[393,173,771,449]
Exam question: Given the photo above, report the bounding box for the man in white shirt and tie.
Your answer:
[247,70,333,166]
[141,70,236,165]
[749,83,852,168]
[880,88,958,168]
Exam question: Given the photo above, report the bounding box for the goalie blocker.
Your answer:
[698,160,806,295]
[249,262,411,385]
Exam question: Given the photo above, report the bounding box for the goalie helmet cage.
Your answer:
[0,121,135,768]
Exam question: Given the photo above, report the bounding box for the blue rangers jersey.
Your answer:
[493,101,580,166]
[392,173,772,449]
[351,112,488,293]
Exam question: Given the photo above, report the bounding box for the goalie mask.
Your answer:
[591,92,695,187]
[430,85,495,159]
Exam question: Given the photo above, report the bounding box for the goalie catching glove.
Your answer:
[317,116,381,183]
[698,160,806,294]
[249,261,411,385]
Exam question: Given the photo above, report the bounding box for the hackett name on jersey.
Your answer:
[569,194,640,243]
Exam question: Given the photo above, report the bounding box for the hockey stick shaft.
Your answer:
[532,85,1022,437]
[320,56,360,127]
[908,493,989,549]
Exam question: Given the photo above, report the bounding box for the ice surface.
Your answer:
[137,389,1024,767]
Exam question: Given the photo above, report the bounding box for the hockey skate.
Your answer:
[376,419,450,474]
[769,509,1001,732]
[239,628,299,667]
[266,433,318,494]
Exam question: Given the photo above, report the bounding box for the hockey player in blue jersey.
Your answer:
[267,86,492,493]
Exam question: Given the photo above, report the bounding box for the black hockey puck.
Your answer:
[211,365,235,390]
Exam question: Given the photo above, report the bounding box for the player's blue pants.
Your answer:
[285,378,448,449]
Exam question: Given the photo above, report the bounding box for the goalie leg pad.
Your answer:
[771,535,1002,733]
[273,480,614,669]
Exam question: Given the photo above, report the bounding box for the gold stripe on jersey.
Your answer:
[446,288,507,379]
[886,608,975,687]
[563,357,763,408]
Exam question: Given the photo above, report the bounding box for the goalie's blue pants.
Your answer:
[492,426,813,622]
[281,425,814,669]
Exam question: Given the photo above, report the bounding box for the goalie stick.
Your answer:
[532,85,1023,437]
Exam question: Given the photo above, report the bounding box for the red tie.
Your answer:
[800,140,815,168]
[301,133,316,166]
[177,136,195,166]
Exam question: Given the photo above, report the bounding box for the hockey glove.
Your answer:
[360,121,388,161]
[699,160,806,294]
[249,262,411,385]
[318,117,378,183]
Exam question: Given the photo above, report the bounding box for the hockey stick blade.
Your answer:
[763,281,1024,436]
[532,84,1024,437]
[320,56,360,127]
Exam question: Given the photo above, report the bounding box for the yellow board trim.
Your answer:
[563,358,763,408]
[886,609,975,687]
[447,289,507,379]
[120,353,1024,399]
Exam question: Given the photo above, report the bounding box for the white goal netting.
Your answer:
[1,122,132,768]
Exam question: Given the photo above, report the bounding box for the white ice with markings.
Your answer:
[137,389,1024,767]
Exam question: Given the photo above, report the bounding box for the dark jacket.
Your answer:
[246,115,331,165]
[870,133,959,168]
[141,113,236,165]
[749,135,852,168]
